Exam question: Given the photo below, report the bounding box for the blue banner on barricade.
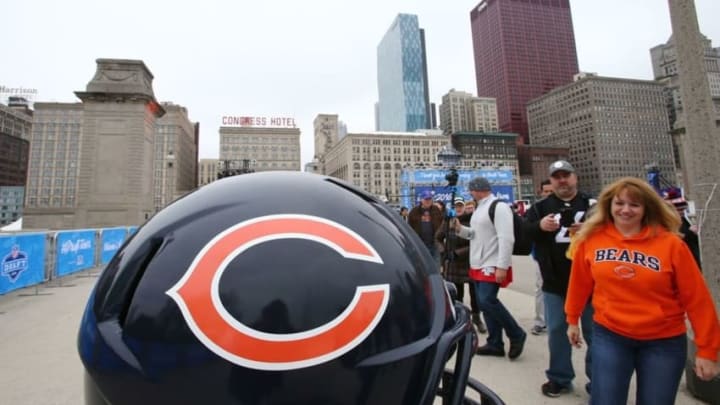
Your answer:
[128,226,138,236]
[56,230,96,277]
[0,233,46,295]
[401,169,514,184]
[409,185,515,208]
[399,168,516,209]
[490,185,515,202]
[100,228,127,265]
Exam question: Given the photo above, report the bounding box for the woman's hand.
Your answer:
[694,357,720,381]
[567,324,582,348]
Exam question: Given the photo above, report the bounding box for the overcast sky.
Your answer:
[2,0,719,166]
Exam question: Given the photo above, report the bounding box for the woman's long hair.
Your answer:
[574,177,681,244]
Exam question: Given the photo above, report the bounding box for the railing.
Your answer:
[0,226,138,295]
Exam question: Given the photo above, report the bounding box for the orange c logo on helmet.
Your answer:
[166,214,389,371]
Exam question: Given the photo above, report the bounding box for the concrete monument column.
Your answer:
[668,0,720,399]
[668,0,720,304]
[74,59,165,228]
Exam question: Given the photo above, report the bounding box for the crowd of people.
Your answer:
[403,160,720,404]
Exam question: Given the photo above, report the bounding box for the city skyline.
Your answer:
[2,0,719,166]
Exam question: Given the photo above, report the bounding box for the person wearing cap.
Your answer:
[454,177,527,359]
[522,160,595,397]
[436,197,487,334]
[408,190,443,264]
[453,197,465,215]
[663,190,701,269]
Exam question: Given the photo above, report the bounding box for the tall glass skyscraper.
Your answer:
[376,14,430,132]
[470,0,579,144]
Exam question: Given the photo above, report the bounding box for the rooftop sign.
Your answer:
[222,116,296,128]
[0,85,38,103]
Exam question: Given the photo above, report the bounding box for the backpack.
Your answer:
[488,200,532,256]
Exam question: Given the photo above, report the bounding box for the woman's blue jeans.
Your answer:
[590,322,686,405]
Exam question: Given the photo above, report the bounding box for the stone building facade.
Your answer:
[23,102,84,228]
[323,131,447,202]
[219,125,300,172]
[439,90,498,135]
[154,102,198,212]
[528,74,675,195]
[198,158,220,186]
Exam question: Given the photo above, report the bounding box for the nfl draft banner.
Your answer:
[400,169,513,185]
[100,228,127,265]
[399,169,515,209]
[411,186,471,206]
[0,233,46,295]
[56,230,96,277]
[408,185,515,208]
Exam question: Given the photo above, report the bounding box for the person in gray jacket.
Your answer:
[454,177,527,359]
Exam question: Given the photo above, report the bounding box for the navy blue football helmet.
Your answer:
[78,172,504,405]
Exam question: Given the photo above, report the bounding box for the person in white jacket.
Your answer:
[454,176,527,360]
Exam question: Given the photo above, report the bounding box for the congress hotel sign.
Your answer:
[222,116,296,128]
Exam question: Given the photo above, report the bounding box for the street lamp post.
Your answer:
[436,144,462,287]
[437,144,462,208]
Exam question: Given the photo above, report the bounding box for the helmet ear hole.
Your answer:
[95,236,165,325]
[444,281,458,301]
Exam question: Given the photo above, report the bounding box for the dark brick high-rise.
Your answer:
[470,0,579,144]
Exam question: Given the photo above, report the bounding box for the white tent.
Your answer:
[0,217,22,231]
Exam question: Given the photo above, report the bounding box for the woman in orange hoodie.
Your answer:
[565,177,720,405]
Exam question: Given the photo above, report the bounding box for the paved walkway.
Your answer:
[0,260,708,404]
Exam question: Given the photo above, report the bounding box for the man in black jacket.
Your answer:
[408,190,443,265]
[523,161,595,398]
[664,191,701,269]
